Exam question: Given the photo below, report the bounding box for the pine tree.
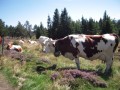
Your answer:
[0,19,5,36]
[94,21,100,34]
[73,20,81,34]
[60,8,71,38]
[24,21,32,38]
[99,18,103,34]
[101,11,113,34]
[8,25,15,38]
[81,16,88,34]
[117,20,120,36]
[35,23,47,39]
[88,18,96,34]
[15,21,26,37]
[47,15,52,38]
[52,8,60,39]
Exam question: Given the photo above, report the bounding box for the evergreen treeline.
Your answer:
[0,8,120,39]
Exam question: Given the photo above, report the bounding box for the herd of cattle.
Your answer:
[0,36,49,52]
[0,33,119,75]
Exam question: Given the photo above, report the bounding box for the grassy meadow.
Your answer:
[0,38,120,90]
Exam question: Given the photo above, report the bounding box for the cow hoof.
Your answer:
[104,69,112,76]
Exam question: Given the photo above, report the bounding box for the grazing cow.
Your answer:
[19,40,24,44]
[7,43,23,52]
[0,36,2,44]
[28,40,37,44]
[43,34,119,75]
[39,36,50,50]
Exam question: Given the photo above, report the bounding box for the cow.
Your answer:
[39,36,50,50]
[28,40,37,44]
[7,43,23,52]
[43,34,119,75]
[19,40,25,44]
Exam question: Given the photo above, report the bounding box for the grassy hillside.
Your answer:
[0,39,120,90]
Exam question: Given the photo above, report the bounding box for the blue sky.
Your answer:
[0,0,120,27]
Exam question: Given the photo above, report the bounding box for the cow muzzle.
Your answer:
[54,51,61,57]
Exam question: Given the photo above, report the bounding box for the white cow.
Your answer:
[39,36,50,50]
[43,34,119,75]
[19,40,25,44]
[28,40,37,44]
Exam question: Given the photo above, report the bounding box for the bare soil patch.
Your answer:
[0,73,14,90]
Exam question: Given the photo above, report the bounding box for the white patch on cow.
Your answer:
[77,43,87,58]
[28,40,37,44]
[88,34,116,61]
[69,34,79,39]
[69,34,86,48]
[69,35,87,58]
[39,36,49,46]
[64,52,74,60]
[19,40,24,44]
[97,35,115,53]
[103,34,115,40]
[97,40,107,50]
[10,45,22,49]
[43,39,55,53]
[98,54,106,61]
[42,38,49,46]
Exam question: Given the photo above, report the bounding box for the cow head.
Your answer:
[43,38,55,53]
[6,43,13,50]
[54,41,61,57]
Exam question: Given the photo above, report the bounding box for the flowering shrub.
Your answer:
[51,69,107,88]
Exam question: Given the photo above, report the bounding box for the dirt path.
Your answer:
[0,73,15,90]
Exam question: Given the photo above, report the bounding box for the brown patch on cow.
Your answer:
[82,35,103,58]
[55,36,79,58]
[6,44,12,50]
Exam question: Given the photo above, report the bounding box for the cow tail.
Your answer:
[113,34,119,52]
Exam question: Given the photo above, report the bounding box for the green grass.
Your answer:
[0,41,120,90]
[1,67,18,87]
[21,74,52,90]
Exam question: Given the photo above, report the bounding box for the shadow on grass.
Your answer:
[35,65,112,80]
[96,68,113,80]
[35,64,57,74]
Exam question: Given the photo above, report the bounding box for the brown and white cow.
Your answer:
[19,39,25,44]
[43,34,119,74]
[7,43,23,52]
[28,40,37,44]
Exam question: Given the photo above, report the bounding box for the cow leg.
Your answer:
[104,56,113,75]
[75,58,80,70]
